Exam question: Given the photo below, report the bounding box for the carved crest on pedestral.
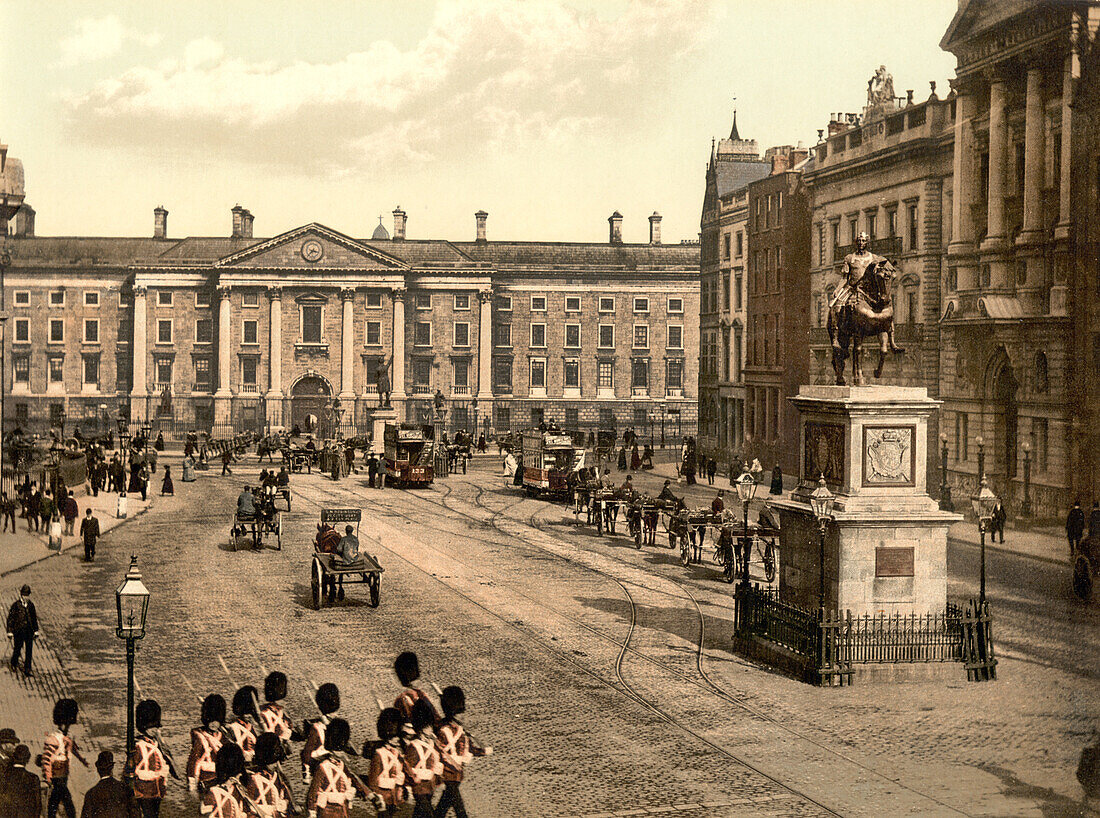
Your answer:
[863,425,915,487]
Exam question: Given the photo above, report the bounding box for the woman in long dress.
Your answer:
[161,464,175,496]
[181,454,196,482]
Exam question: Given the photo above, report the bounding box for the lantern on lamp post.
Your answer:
[939,431,953,512]
[809,475,836,611]
[970,476,997,604]
[1020,441,1032,518]
[115,556,150,768]
[734,464,758,588]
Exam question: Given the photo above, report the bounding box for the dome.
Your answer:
[371,215,389,241]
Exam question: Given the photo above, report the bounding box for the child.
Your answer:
[402,699,442,818]
[247,733,296,818]
[227,687,258,764]
[393,652,441,726]
[42,697,89,818]
[201,743,252,818]
[301,683,340,782]
[435,686,492,818]
[187,695,225,797]
[306,718,369,818]
[365,708,407,817]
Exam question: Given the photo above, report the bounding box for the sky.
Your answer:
[1,0,960,244]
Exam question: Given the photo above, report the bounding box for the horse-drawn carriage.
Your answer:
[230,488,282,551]
[1073,532,1100,601]
[311,508,383,609]
[711,511,780,584]
[663,508,717,566]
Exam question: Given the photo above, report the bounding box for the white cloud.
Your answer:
[56,16,160,68]
[61,0,718,174]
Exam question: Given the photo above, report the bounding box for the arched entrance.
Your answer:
[290,375,332,435]
[987,348,1019,493]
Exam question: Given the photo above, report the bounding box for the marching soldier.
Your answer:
[259,672,305,754]
[301,683,340,782]
[42,697,89,818]
[187,694,226,797]
[246,734,297,818]
[434,687,492,818]
[126,699,178,817]
[402,700,442,818]
[201,743,254,818]
[306,718,369,818]
[393,652,441,726]
[227,687,259,764]
[365,709,407,817]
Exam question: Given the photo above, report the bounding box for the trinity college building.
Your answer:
[0,183,699,439]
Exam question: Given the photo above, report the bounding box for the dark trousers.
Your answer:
[48,778,76,818]
[412,793,434,818]
[2,509,16,531]
[84,538,97,561]
[222,461,231,475]
[435,782,467,818]
[136,798,161,817]
[10,630,33,672]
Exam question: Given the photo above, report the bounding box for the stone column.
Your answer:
[1056,55,1075,240]
[390,287,407,403]
[339,288,355,400]
[948,83,978,290]
[214,286,233,430]
[1019,67,1046,242]
[265,287,283,428]
[130,286,148,422]
[477,289,493,400]
[984,77,1008,246]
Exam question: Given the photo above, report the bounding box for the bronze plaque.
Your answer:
[804,422,844,486]
[875,547,915,577]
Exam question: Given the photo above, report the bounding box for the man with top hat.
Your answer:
[7,584,38,677]
[80,750,129,818]
[42,697,89,818]
[3,744,40,818]
[187,694,226,797]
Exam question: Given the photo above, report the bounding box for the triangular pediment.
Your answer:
[216,223,407,270]
[940,0,1039,52]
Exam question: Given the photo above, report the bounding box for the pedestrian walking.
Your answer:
[1068,500,1086,555]
[6,585,38,676]
[42,697,89,818]
[990,500,1007,543]
[770,464,784,495]
[181,455,196,483]
[393,652,441,724]
[80,509,100,562]
[153,432,165,452]
[301,683,341,781]
[221,448,233,476]
[161,465,174,496]
[617,446,627,471]
[80,750,129,818]
[434,686,491,818]
[1,492,17,533]
[367,453,379,489]
[3,745,40,818]
[707,456,717,485]
[630,443,640,471]
[26,482,41,533]
[62,491,79,537]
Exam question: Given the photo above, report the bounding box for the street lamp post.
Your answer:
[471,397,478,437]
[975,435,985,489]
[939,431,954,512]
[115,557,150,772]
[734,463,758,590]
[970,476,997,604]
[809,475,836,611]
[1020,441,1032,518]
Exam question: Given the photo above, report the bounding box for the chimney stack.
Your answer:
[14,205,34,237]
[648,212,662,245]
[393,207,406,241]
[231,204,245,238]
[153,206,168,239]
[241,209,254,239]
[475,210,488,243]
[608,211,623,245]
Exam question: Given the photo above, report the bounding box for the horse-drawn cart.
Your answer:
[1073,532,1100,601]
[230,490,282,551]
[311,508,383,609]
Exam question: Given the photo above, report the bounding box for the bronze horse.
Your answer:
[826,260,904,385]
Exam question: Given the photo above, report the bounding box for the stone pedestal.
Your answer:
[369,407,397,454]
[771,385,961,617]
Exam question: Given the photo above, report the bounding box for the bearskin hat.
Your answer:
[52,698,78,727]
[264,671,287,703]
[324,717,350,752]
[135,699,162,733]
[201,694,226,728]
[315,683,339,715]
[409,698,436,733]
[253,732,284,768]
[214,742,245,783]
[231,686,258,719]
[440,686,465,717]
[376,707,403,742]
[394,651,420,687]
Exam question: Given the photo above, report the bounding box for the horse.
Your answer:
[826,259,903,385]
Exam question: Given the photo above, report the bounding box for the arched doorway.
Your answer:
[290,375,332,435]
[987,348,1019,493]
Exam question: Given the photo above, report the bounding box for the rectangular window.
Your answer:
[564,359,580,389]
[494,358,512,392]
[366,291,383,309]
[631,359,648,389]
[722,234,731,260]
[157,290,172,306]
[530,323,546,348]
[84,291,100,307]
[599,407,615,428]
[414,322,431,346]
[195,319,213,344]
[194,358,212,388]
[302,306,323,344]
[413,359,431,386]
[241,358,258,385]
[415,293,431,310]
[598,296,614,313]
[667,297,683,314]
[365,321,381,346]
[13,355,29,384]
[633,297,649,314]
[155,359,172,385]
[734,275,743,310]
[48,356,64,384]
[530,407,544,426]
[736,232,743,257]
[818,223,826,266]
[13,318,29,343]
[866,212,877,239]
[565,408,579,427]
[195,291,211,308]
[597,361,614,389]
[633,325,648,348]
[495,323,512,347]
[364,357,381,385]
[565,296,581,312]
[83,354,100,388]
[84,319,99,344]
[157,319,173,344]
[831,222,840,261]
[452,359,469,388]
[598,325,614,349]
[242,292,259,308]
[667,325,683,349]
[849,217,858,243]
[907,291,918,324]
[454,322,470,347]
[633,407,648,428]
[564,324,580,348]
[887,208,898,238]
[497,296,512,311]
[530,295,547,312]
[241,320,258,345]
[50,290,65,307]
[908,203,919,250]
[529,358,546,390]
[495,405,511,429]
[50,319,64,344]
[453,294,470,310]
[13,291,29,306]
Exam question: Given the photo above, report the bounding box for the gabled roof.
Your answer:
[715,161,770,198]
[6,237,176,267]
[451,241,698,269]
[216,223,407,270]
[940,0,1039,52]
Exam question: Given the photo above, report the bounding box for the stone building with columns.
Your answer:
[1,193,699,440]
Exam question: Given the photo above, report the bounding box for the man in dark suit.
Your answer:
[6,585,38,676]
[81,750,129,818]
[2,744,41,818]
[80,508,102,562]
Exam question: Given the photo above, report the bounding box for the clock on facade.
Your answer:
[301,239,324,263]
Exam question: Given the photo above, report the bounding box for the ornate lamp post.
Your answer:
[939,431,954,512]
[809,475,836,610]
[115,557,150,769]
[975,435,985,488]
[1020,441,1032,518]
[970,476,997,604]
[471,397,479,437]
[734,463,758,588]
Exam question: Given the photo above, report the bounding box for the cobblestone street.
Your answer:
[1,456,1097,816]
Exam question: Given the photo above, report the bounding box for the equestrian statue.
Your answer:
[826,231,904,385]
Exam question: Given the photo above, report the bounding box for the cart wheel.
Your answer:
[230,525,239,552]
[368,573,380,608]
[311,558,323,610]
[1073,555,1093,601]
[724,559,736,583]
[763,540,777,583]
[680,539,691,566]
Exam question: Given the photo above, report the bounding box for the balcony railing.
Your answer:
[192,382,213,393]
[240,383,260,394]
[666,387,684,398]
[362,384,378,394]
[631,386,649,397]
[411,384,432,395]
[452,385,471,395]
